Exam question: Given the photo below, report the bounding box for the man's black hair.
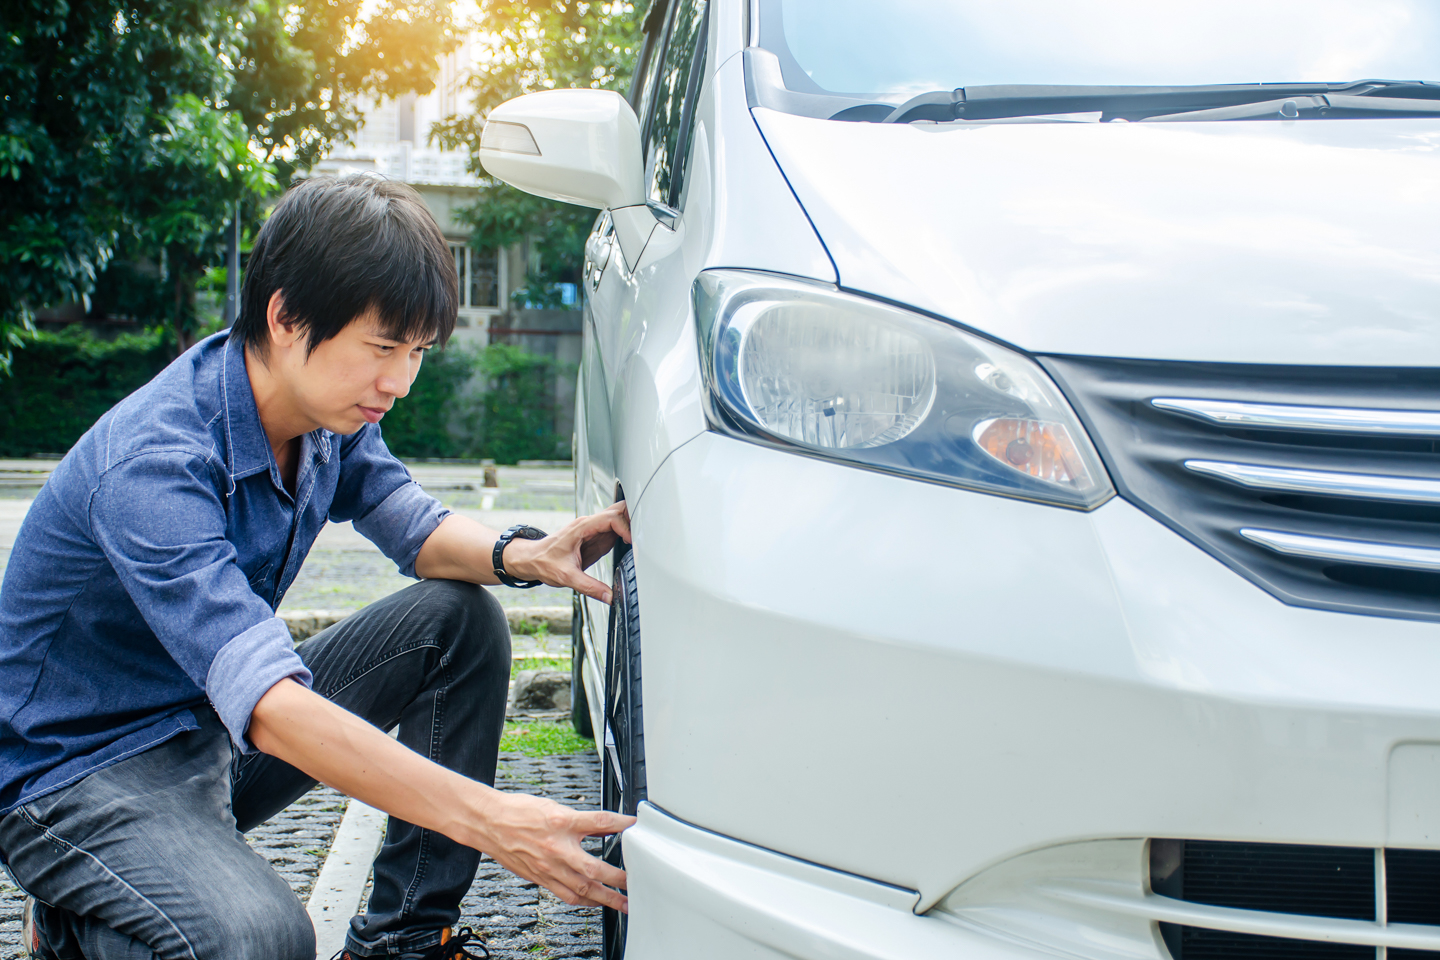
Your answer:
[233,175,458,358]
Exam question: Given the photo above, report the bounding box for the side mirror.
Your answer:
[480,89,644,210]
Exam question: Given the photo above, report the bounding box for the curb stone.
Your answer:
[282,606,572,643]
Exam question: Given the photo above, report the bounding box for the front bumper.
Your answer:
[623,801,1042,959]
[620,431,1440,957]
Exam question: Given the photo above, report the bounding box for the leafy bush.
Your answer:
[380,341,571,464]
[375,345,484,459]
[0,327,171,457]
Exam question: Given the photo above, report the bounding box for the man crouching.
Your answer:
[0,175,631,960]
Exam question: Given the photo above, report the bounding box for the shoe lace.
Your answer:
[331,928,490,960]
[417,929,490,960]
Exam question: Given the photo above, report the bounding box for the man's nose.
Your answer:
[377,358,415,399]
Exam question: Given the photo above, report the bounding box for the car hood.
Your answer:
[752,109,1440,366]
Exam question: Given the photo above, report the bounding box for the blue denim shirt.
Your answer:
[0,332,449,815]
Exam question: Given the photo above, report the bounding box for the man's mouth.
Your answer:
[358,405,389,423]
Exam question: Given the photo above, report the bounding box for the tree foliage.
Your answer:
[0,326,172,457]
[0,0,461,371]
[230,0,461,175]
[431,1,644,304]
[378,342,569,462]
[0,0,250,371]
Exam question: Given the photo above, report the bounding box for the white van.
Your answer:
[479,2,1440,957]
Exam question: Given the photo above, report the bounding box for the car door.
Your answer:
[578,0,711,724]
[576,2,667,700]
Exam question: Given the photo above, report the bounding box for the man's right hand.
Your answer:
[470,791,634,912]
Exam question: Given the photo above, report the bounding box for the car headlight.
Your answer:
[693,270,1114,510]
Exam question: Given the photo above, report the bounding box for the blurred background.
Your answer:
[0,0,645,464]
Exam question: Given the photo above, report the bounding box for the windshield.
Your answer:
[756,0,1440,105]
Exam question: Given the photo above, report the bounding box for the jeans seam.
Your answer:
[400,642,455,922]
[319,641,442,701]
[16,807,202,960]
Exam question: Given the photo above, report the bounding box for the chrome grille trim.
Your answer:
[1153,398,1440,437]
[1042,881,1440,952]
[1240,529,1440,573]
[1185,460,1440,505]
[1044,357,1440,621]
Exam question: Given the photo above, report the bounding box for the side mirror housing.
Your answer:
[480,89,644,210]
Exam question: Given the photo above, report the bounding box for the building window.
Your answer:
[450,242,500,309]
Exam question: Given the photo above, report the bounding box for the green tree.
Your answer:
[431,1,644,301]
[102,0,463,351]
[0,0,250,372]
[1,0,462,370]
[229,0,462,176]
[133,96,277,351]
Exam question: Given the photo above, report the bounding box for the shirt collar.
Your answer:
[220,336,275,493]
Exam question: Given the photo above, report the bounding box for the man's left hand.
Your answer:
[502,501,631,604]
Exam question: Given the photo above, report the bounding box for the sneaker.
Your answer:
[332,926,490,960]
[21,897,57,960]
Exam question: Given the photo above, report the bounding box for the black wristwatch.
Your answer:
[493,524,547,588]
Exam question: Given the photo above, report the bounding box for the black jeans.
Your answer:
[0,579,511,959]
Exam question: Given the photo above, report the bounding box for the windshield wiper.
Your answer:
[1144,93,1440,121]
[879,80,1440,124]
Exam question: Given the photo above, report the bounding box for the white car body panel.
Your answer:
[754,108,1440,365]
[632,432,1440,915]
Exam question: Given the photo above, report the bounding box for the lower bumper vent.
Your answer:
[1151,840,1440,960]
[1172,929,1371,960]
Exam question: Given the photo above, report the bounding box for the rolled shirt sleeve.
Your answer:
[329,423,450,578]
[88,452,313,751]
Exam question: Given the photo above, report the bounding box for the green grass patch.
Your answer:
[510,656,567,678]
[500,719,593,757]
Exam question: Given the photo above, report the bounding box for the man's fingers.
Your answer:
[556,865,630,912]
[606,501,632,543]
[574,810,636,836]
[570,502,630,546]
[578,854,629,891]
[576,531,619,571]
[566,571,611,605]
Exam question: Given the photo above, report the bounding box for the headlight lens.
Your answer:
[695,271,1113,509]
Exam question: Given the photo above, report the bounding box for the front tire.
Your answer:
[602,547,645,960]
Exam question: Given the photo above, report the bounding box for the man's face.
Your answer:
[279,315,435,435]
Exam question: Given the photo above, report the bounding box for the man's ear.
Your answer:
[265,291,302,351]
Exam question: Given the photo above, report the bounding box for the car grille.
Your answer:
[1043,357,1440,622]
[1151,840,1440,960]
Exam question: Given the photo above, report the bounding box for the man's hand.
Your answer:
[414,501,632,604]
[250,680,635,913]
[474,791,634,910]
[502,501,631,603]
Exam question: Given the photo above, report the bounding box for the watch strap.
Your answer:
[493,524,547,589]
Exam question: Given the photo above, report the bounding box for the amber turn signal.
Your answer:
[974,418,1095,488]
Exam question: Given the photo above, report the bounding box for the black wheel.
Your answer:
[602,547,645,960]
[570,591,593,737]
